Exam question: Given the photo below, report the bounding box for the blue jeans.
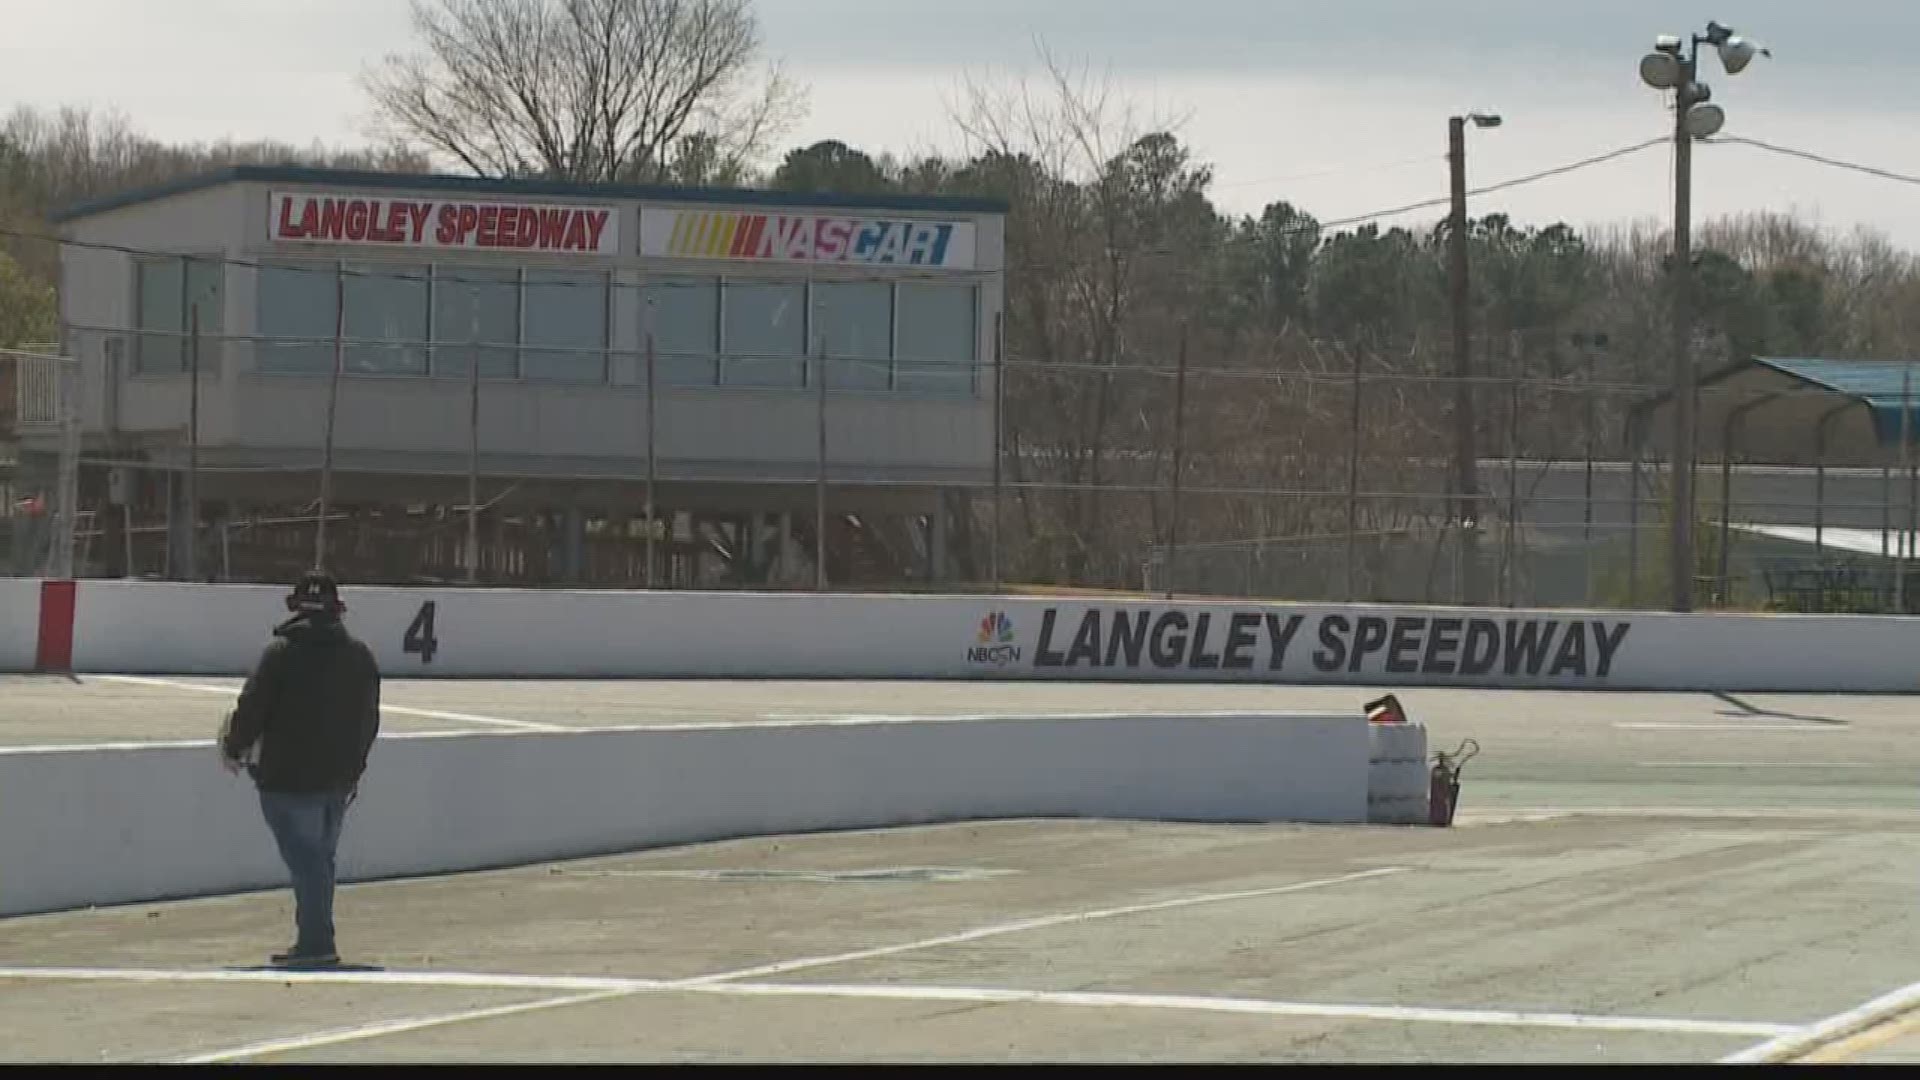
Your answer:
[257,788,351,956]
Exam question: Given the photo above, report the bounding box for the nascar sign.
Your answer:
[640,209,977,269]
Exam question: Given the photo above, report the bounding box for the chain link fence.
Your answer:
[20,308,1920,614]
[1,345,81,578]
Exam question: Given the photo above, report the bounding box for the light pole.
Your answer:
[1639,21,1769,612]
[1449,110,1501,606]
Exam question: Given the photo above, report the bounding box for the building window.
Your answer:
[642,276,718,386]
[813,280,892,391]
[432,266,520,379]
[720,281,806,388]
[134,256,222,374]
[523,269,607,383]
[344,263,428,375]
[895,283,977,397]
[255,261,338,375]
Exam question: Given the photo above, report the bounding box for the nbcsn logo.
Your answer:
[967,611,1021,667]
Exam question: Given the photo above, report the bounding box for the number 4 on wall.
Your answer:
[403,601,439,664]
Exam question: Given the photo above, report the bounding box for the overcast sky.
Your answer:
[4,0,1918,247]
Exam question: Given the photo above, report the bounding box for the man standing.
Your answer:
[220,570,382,968]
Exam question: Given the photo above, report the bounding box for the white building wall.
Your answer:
[53,174,1002,488]
[61,183,252,444]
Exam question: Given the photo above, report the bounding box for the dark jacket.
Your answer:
[220,612,382,793]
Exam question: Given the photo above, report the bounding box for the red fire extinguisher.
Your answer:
[1428,739,1480,827]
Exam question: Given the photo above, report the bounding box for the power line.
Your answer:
[0,135,1673,286]
[1709,133,1920,187]
[1465,137,1668,200]
[1013,133,1670,261]
[1212,154,1444,191]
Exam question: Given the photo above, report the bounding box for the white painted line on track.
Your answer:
[1615,723,1842,732]
[174,990,633,1063]
[676,867,1407,985]
[759,710,1333,723]
[1720,977,1920,1063]
[7,867,1412,1060]
[1503,806,1920,821]
[0,739,221,754]
[0,967,1796,1047]
[1635,761,1878,769]
[693,982,1800,1038]
[92,674,566,732]
[0,966,665,993]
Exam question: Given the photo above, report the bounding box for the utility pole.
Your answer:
[1669,66,1699,612]
[1640,21,1768,611]
[1448,112,1499,606]
[1449,118,1477,605]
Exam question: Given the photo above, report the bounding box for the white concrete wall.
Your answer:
[0,578,39,671]
[39,580,1920,692]
[0,712,1365,916]
[1366,722,1429,826]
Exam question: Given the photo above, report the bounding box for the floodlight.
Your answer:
[1641,51,1682,89]
[1686,102,1726,138]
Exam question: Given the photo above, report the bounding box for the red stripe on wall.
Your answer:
[35,579,75,672]
[734,215,765,257]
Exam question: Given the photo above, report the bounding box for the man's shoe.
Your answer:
[272,949,339,968]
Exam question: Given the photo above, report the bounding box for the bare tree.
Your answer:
[362,0,806,183]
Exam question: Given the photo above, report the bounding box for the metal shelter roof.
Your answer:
[1753,358,1920,445]
[1637,355,1920,465]
[51,165,1011,224]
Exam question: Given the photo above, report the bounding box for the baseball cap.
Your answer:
[287,570,345,614]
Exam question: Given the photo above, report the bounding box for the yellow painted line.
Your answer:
[1723,979,1920,1063]
[1794,1008,1920,1063]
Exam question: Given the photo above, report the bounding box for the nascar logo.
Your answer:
[653,211,966,266]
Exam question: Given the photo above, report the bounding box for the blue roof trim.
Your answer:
[51,164,1010,223]
[1755,356,1920,446]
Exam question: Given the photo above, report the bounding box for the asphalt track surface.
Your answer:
[3,674,1918,1063]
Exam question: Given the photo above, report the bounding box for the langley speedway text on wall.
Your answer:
[966,606,1633,681]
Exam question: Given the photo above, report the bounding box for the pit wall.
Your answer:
[0,711,1397,916]
[5,579,1917,692]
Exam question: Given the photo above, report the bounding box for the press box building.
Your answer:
[35,166,1007,586]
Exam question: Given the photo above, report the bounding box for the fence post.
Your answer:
[815,336,828,592]
[1505,331,1520,608]
[1627,411,1642,608]
[991,311,1004,592]
[466,281,481,584]
[316,265,344,570]
[1902,365,1914,612]
[1345,348,1362,602]
[645,326,658,590]
[1581,333,1599,606]
[1165,325,1189,600]
[186,300,201,581]
[1718,409,1737,607]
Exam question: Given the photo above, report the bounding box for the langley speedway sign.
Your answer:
[269,191,620,254]
[966,606,1634,682]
